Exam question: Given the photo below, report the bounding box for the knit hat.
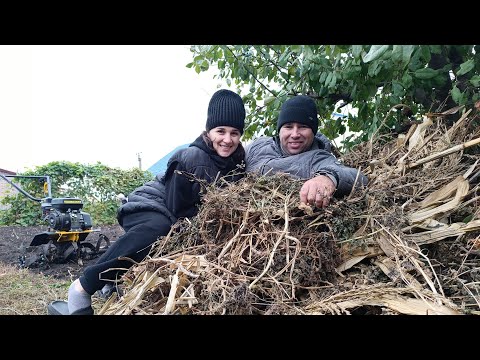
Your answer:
[277,95,318,134]
[206,89,246,134]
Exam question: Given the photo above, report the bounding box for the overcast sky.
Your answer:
[0,45,230,173]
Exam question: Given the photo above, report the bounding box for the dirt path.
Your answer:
[0,225,125,280]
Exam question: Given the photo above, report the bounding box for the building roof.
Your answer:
[0,168,16,175]
[147,144,189,176]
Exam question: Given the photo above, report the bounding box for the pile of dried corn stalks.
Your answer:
[99,106,480,315]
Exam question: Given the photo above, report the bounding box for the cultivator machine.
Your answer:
[1,174,111,268]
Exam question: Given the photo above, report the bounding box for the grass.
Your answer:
[0,263,70,315]
[0,263,111,315]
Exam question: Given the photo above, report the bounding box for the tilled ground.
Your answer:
[0,224,124,280]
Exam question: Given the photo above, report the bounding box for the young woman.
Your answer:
[48,89,246,315]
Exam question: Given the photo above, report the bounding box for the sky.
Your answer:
[0,45,229,173]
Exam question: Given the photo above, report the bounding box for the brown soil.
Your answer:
[0,224,125,281]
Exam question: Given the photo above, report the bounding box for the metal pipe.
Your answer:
[0,174,52,202]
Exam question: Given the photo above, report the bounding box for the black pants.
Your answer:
[79,211,172,295]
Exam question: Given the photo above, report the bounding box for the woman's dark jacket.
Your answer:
[117,134,244,226]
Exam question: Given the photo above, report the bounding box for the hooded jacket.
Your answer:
[245,133,367,197]
[117,133,245,226]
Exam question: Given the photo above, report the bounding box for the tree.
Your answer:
[188,45,479,150]
[0,161,153,226]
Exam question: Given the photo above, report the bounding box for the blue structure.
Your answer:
[147,144,189,176]
[332,112,347,119]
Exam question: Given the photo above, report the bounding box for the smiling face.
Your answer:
[279,122,314,155]
[207,126,241,157]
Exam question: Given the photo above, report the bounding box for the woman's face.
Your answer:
[207,126,241,157]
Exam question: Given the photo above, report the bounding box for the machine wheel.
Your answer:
[79,242,97,260]
[54,242,76,263]
[42,241,58,263]
[95,234,111,254]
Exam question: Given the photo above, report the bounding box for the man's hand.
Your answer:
[300,175,336,209]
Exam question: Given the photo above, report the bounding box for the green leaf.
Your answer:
[264,96,275,105]
[290,45,302,53]
[414,68,438,79]
[392,81,404,96]
[352,45,363,59]
[200,60,209,71]
[350,83,357,98]
[420,46,431,63]
[451,86,462,104]
[368,61,381,77]
[392,45,415,68]
[392,45,402,63]
[401,45,415,65]
[456,59,475,76]
[363,45,389,63]
[408,48,423,71]
[325,72,333,87]
[319,72,327,84]
[368,84,378,97]
[402,72,413,88]
[469,75,480,87]
[278,51,290,66]
[429,45,442,54]
[329,73,337,89]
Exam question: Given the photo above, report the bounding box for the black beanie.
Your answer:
[206,89,246,134]
[277,95,318,135]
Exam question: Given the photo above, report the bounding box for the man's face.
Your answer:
[279,122,314,155]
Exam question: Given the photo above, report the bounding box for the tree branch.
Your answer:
[224,46,276,97]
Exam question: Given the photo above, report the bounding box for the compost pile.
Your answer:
[99,106,480,315]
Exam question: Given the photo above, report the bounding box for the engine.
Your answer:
[41,198,92,231]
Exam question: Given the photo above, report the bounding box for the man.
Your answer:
[245,95,367,208]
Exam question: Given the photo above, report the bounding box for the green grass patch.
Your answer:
[0,263,70,315]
